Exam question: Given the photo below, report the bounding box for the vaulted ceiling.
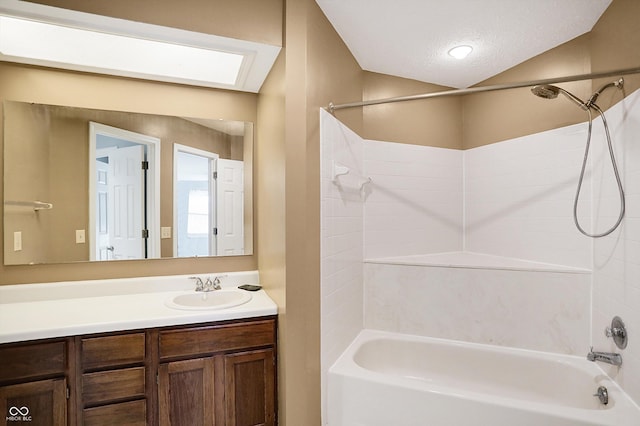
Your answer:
[315,0,612,88]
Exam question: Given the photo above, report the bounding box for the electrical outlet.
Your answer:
[161,227,172,239]
[76,229,86,244]
[13,231,22,251]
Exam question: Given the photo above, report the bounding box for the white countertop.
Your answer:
[0,271,278,344]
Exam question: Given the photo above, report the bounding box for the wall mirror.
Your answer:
[3,101,253,265]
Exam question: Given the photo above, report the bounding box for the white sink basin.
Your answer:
[165,290,252,311]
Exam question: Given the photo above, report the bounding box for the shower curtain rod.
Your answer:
[328,66,640,113]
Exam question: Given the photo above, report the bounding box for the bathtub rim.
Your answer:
[329,329,640,425]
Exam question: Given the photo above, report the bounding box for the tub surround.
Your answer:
[0,270,277,344]
[364,251,591,354]
[364,255,591,355]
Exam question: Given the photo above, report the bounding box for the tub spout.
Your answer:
[587,347,622,366]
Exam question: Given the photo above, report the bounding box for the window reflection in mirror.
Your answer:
[3,101,253,265]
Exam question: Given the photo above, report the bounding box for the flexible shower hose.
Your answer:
[573,104,625,238]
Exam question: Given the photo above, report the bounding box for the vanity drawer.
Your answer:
[83,399,146,426]
[81,333,145,370]
[82,367,146,406]
[0,340,66,383]
[159,318,276,360]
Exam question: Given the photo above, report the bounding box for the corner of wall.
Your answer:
[362,72,463,149]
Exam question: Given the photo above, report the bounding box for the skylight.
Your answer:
[0,0,280,92]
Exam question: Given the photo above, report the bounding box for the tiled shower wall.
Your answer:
[320,88,640,406]
[361,120,593,356]
[320,108,365,419]
[320,107,465,374]
[464,124,592,269]
[590,90,640,403]
[363,140,463,258]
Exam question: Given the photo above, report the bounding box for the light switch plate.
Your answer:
[76,229,86,244]
[161,227,172,239]
[13,231,22,251]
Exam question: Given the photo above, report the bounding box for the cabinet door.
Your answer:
[0,378,67,426]
[224,349,275,426]
[158,358,215,426]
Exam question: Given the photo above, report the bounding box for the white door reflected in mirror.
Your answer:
[216,159,244,256]
[89,122,161,261]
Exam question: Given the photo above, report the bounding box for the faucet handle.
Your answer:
[605,316,628,350]
[605,326,625,338]
[212,274,227,290]
[189,276,205,291]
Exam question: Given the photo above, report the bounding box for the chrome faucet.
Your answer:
[190,275,226,292]
[587,347,622,366]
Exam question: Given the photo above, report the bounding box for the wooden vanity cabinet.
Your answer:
[0,340,68,426]
[0,316,277,426]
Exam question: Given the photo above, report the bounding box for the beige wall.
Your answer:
[362,72,463,149]
[590,0,640,108]
[27,0,283,46]
[3,102,53,265]
[462,35,593,149]
[4,102,90,264]
[256,49,287,423]
[282,0,362,424]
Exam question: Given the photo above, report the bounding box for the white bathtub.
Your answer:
[327,330,640,426]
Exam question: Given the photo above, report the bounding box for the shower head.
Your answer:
[531,84,559,100]
[531,84,587,110]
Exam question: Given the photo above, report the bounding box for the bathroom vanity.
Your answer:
[0,272,278,425]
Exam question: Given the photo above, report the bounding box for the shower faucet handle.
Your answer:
[605,326,625,338]
[604,316,628,350]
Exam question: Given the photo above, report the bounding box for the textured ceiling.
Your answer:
[315,0,612,88]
